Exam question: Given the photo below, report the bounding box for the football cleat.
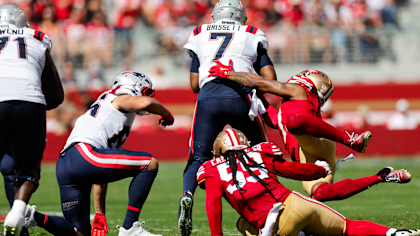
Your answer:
[387,228,420,236]
[344,130,372,153]
[384,169,411,183]
[178,193,193,236]
[117,221,161,236]
[3,210,25,236]
[24,205,37,229]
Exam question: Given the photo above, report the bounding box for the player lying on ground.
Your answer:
[23,71,174,236]
[0,4,64,236]
[208,61,411,202]
[198,128,420,236]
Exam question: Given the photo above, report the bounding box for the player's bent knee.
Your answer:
[237,217,258,236]
[312,182,330,200]
[285,114,306,135]
[146,158,159,170]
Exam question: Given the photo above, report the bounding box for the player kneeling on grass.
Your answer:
[23,71,174,236]
[199,128,420,236]
[209,60,411,202]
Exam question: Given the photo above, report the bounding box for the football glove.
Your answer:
[208,60,233,78]
[314,160,332,175]
[158,112,174,128]
[91,213,108,236]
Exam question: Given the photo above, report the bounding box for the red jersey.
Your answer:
[277,75,322,162]
[197,142,292,235]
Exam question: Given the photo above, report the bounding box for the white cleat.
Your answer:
[24,205,37,229]
[387,229,420,236]
[3,211,24,236]
[117,221,162,236]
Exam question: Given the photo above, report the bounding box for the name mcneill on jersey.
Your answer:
[206,24,243,31]
[0,29,24,35]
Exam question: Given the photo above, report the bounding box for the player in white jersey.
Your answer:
[0,5,64,236]
[178,1,278,235]
[23,71,174,236]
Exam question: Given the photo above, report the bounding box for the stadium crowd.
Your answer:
[1,0,413,135]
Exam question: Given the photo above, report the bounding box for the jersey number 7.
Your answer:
[210,32,233,61]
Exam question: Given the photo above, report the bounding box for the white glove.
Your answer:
[315,160,332,175]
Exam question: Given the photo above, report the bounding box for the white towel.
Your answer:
[248,89,267,121]
[259,202,282,236]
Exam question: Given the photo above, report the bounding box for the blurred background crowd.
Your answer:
[1,0,418,155]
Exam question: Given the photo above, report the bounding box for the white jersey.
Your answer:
[63,90,136,151]
[184,23,268,89]
[0,27,52,105]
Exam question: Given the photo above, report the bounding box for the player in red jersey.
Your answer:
[199,128,419,236]
[208,61,411,202]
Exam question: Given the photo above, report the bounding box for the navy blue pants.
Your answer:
[0,101,46,171]
[56,143,153,235]
[183,96,267,194]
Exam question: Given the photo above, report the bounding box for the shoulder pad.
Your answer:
[32,29,52,51]
[196,157,226,184]
[247,142,282,156]
[245,25,259,34]
[192,26,202,36]
[287,75,315,91]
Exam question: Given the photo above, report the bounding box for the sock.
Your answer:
[3,175,15,208]
[34,212,77,236]
[346,219,390,236]
[10,199,26,216]
[313,175,380,201]
[182,160,202,194]
[285,114,348,144]
[122,168,158,229]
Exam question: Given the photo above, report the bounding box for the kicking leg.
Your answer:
[286,114,372,153]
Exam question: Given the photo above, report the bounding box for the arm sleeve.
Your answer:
[205,177,224,236]
[253,43,273,75]
[273,159,327,181]
[190,51,200,73]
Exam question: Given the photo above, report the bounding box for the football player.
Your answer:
[0,5,64,236]
[208,61,411,202]
[179,1,277,234]
[23,71,174,236]
[199,128,420,236]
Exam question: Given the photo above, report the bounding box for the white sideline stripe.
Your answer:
[79,143,150,166]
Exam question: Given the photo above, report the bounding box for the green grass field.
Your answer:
[1,158,420,235]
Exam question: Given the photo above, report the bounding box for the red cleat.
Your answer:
[345,131,372,153]
[383,169,412,183]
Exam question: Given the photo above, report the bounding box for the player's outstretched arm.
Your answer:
[204,177,224,236]
[209,60,306,99]
[41,50,64,110]
[113,95,174,127]
[272,159,330,181]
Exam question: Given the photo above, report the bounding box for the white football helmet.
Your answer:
[212,0,247,25]
[111,71,155,97]
[0,5,29,29]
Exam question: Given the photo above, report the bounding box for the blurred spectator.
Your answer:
[113,0,141,65]
[62,8,86,64]
[84,11,114,68]
[386,99,418,130]
[341,104,372,133]
[53,102,78,135]
[321,99,337,126]
[60,61,79,92]
[151,65,172,89]
[86,60,106,91]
